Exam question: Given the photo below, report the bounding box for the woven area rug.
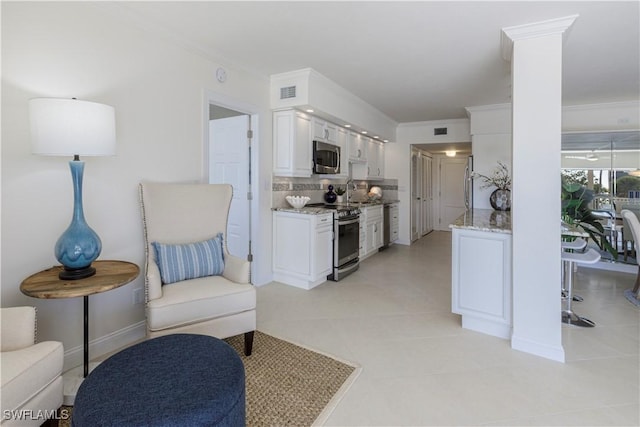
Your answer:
[58,331,360,426]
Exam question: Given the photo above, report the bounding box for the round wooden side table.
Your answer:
[21,260,140,404]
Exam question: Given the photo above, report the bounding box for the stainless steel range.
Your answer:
[308,203,361,281]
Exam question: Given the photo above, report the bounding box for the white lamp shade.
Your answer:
[29,98,116,156]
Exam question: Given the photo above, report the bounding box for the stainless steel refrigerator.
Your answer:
[464,155,474,210]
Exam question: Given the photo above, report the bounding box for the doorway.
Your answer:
[437,156,467,231]
[204,93,259,280]
[209,107,251,260]
[410,147,434,241]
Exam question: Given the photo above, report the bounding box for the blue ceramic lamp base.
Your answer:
[56,158,102,281]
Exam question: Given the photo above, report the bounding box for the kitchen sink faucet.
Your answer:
[346,178,357,202]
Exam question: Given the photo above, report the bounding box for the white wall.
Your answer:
[563,101,640,131]
[466,104,512,209]
[1,2,272,368]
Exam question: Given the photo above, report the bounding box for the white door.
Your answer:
[421,155,433,235]
[410,148,422,241]
[438,157,467,231]
[209,115,250,260]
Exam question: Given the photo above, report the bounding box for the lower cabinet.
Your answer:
[451,228,512,339]
[273,211,333,289]
[361,205,383,261]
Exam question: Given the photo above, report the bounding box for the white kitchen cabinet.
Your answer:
[352,137,384,180]
[367,139,384,179]
[332,126,349,178]
[273,109,312,177]
[311,117,337,144]
[361,205,383,260]
[348,132,367,162]
[451,227,512,339]
[273,211,333,289]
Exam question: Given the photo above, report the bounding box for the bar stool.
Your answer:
[561,239,587,302]
[561,247,600,327]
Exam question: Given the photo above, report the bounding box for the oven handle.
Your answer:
[336,217,360,226]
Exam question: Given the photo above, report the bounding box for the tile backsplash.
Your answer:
[273,176,398,208]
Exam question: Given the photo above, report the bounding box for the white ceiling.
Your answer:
[112,1,639,124]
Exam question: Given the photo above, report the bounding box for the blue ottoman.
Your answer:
[72,334,245,427]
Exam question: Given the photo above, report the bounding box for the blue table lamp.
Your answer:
[29,98,116,280]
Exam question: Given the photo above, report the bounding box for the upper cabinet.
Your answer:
[273,108,385,180]
[311,117,338,145]
[334,126,348,178]
[368,139,385,179]
[273,109,312,177]
[352,136,385,180]
[348,132,367,162]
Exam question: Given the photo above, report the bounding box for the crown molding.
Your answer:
[501,15,579,61]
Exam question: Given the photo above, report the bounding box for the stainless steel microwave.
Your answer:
[313,140,340,174]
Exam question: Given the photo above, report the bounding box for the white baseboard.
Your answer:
[63,320,146,372]
[511,335,565,363]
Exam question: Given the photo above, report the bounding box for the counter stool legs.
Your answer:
[561,239,587,303]
[561,247,600,328]
[562,259,595,327]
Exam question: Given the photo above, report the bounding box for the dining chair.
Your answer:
[621,209,640,303]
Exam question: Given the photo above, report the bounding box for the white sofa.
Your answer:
[1,306,64,426]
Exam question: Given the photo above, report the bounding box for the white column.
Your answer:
[502,16,578,362]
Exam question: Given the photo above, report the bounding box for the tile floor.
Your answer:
[257,231,640,426]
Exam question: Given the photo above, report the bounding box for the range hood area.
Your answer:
[270,68,397,143]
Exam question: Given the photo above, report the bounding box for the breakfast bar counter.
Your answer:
[449,208,512,234]
[449,209,513,339]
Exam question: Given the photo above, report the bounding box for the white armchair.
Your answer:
[0,306,64,426]
[139,182,256,355]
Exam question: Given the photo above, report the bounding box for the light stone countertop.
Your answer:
[272,207,333,215]
[273,199,400,215]
[449,209,512,234]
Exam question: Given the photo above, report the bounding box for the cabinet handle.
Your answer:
[377,168,380,176]
[357,149,361,158]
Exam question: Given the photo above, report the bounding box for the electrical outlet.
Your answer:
[133,288,144,305]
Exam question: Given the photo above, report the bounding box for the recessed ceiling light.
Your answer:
[383,139,389,143]
[344,124,351,128]
[445,150,457,157]
[305,109,314,113]
[361,131,368,134]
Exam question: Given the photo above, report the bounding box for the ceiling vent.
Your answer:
[434,127,448,136]
[280,86,297,100]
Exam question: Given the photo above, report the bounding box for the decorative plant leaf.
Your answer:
[561,177,618,259]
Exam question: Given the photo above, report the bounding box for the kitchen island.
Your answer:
[449,209,512,339]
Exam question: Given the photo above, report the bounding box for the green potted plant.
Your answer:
[561,176,617,258]
[334,186,346,203]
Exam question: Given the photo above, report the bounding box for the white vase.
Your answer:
[336,195,344,203]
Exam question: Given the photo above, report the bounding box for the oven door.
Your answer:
[335,216,360,267]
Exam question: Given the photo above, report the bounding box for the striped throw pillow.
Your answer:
[152,233,225,285]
